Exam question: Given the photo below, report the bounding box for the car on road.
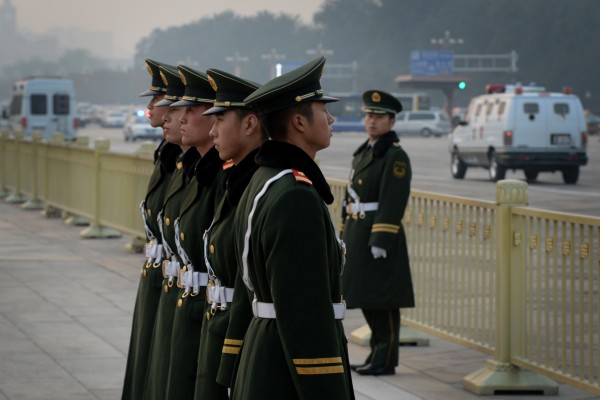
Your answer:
[394,110,451,137]
[586,112,600,135]
[123,110,163,141]
[101,109,128,128]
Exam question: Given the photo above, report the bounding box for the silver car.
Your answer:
[394,110,452,137]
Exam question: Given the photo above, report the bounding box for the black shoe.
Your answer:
[349,363,367,371]
[355,363,395,376]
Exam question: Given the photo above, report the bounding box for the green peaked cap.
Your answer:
[203,69,261,115]
[244,56,338,115]
[139,59,176,97]
[362,90,402,115]
[170,65,216,107]
[155,65,186,107]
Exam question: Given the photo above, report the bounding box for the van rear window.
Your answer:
[523,103,539,114]
[31,94,47,115]
[554,103,569,116]
[53,94,70,115]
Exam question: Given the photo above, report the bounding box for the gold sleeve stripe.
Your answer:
[293,357,343,365]
[372,227,399,234]
[222,346,241,355]
[223,339,244,346]
[296,365,345,375]
[372,223,400,229]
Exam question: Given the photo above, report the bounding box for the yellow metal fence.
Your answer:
[1,132,599,395]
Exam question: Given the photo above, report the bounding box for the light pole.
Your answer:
[430,30,464,49]
[306,43,334,58]
[225,51,249,77]
[260,48,286,79]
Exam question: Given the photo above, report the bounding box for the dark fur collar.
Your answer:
[353,131,399,158]
[226,148,260,206]
[255,141,334,205]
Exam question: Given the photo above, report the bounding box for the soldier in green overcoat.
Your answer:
[194,69,264,399]
[231,57,355,399]
[161,65,224,400]
[341,90,415,376]
[121,59,182,400]
[143,65,201,400]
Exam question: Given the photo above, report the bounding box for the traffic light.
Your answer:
[458,81,467,90]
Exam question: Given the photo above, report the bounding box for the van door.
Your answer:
[27,93,51,137]
[512,97,546,147]
[52,93,71,137]
[545,98,582,148]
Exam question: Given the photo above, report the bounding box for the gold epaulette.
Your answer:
[292,169,312,185]
[223,160,234,170]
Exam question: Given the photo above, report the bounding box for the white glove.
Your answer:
[371,246,387,259]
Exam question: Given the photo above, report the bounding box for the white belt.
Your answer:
[252,299,346,320]
[179,270,209,295]
[145,242,163,261]
[207,281,234,307]
[162,260,180,279]
[346,202,378,215]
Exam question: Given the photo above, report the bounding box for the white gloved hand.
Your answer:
[371,246,387,259]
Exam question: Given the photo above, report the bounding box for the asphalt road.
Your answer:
[79,124,600,217]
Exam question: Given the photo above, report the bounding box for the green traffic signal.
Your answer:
[458,81,467,90]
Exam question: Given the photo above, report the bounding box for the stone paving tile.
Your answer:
[91,389,122,400]
[0,352,95,400]
[56,357,125,391]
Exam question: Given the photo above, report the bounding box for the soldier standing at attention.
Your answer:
[231,56,354,399]
[144,64,202,400]
[195,69,264,399]
[161,65,224,400]
[341,90,415,376]
[121,59,182,400]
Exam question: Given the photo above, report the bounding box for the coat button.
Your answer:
[164,284,169,293]
[165,217,171,226]
[210,244,215,254]
[146,208,152,217]
[177,299,183,308]
[357,179,363,185]
[180,232,185,241]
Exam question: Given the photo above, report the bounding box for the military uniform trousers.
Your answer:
[143,276,179,400]
[121,262,163,400]
[194,306,231,400]
[362,309,400,368]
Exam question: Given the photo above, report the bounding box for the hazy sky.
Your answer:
[12,0,326,57]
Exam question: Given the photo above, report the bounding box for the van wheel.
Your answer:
[488,152,506,181]
[562,166,579,184]
[420,128,432,137]
[451,152,467,179]
[524,169,539,182]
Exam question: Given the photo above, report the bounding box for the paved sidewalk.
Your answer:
[0,199,598,400]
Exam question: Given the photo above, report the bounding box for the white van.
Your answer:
[449,84,588,184]
[7,77,78,140]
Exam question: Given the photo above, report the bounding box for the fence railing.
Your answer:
[1,132,599,395]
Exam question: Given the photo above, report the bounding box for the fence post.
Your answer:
[463,179,558,395]
[0,130,9,198]
[5,131,27,203]
[80,138,121,239]
[63,136,91,226]
[22,131,45,210]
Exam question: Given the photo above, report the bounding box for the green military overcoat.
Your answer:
[231,141,354,400]
[164,147,225,400]
[121,140,180,400]
[341,131,415,310]
[144,147,199,400]
[195,150,258,399]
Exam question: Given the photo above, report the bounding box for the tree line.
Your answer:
[2,0,599,112]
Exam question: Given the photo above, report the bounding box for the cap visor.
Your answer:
[154,99,175,107]
[318,95,340,103]
[170,99,199,107]
[202,106,229,116]
[139,89,162,97]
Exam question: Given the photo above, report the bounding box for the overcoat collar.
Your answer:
[255,141,334,205]
[352,131,399,175]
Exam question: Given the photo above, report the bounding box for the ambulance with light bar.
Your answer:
[449,84,588,184]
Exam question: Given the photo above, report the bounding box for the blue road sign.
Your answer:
[410,50,454,76]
